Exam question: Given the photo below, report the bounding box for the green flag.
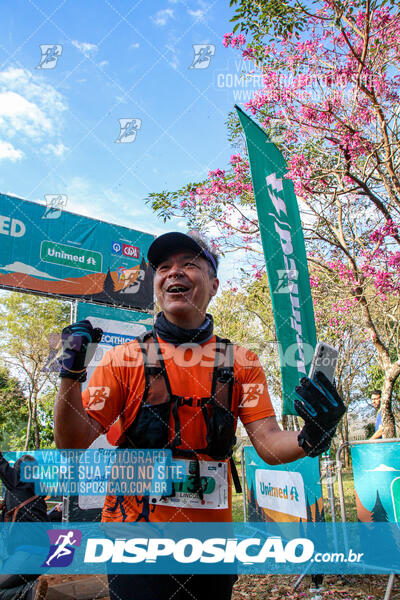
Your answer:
[236,105,317,415]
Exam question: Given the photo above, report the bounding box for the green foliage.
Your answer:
[229,0,307,42]
[147,182,205,226]
[211,276,283,403]
[38,390,57,449]
[0,365,27,449]
[0,293,70,449]
[364,422,376,438]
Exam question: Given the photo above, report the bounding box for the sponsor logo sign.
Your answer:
[40,241,102,272]
[255,469,306,519]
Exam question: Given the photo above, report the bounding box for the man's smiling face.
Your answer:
[154,250,219,329]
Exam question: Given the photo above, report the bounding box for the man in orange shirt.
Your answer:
[54,231,345,600]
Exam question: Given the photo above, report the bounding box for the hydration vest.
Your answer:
[119,331,242,499]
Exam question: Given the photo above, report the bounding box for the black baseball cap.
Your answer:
[147,232,218,275]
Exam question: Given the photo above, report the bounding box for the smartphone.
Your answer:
[308,342,338,383]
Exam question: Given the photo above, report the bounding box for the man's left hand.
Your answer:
[295,371,346,457]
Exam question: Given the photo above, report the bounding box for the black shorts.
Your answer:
[107,573,238,600]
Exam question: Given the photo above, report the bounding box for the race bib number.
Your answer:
[151,459,228,509]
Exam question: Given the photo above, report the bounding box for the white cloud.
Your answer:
[367,464,400,472]
[98,60,109,68]
[188,9,205,19]
[151,8,174,26]
[43,142,68,157]
[0,140,23,162]
[72,40,98,56]
[130,42,140,50]
[0,67,67,153]
[0,90,52,138]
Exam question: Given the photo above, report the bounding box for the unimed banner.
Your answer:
[243,446,323,522]
[236,107,317,414]
[351,441,400,523]
[0,193,154,310]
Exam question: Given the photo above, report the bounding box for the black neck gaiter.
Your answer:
[153,312,214,346]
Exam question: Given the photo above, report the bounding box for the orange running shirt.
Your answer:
[82,335,275,523]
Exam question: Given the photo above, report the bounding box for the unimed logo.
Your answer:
[84,536,314,565]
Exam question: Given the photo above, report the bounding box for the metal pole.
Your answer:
[383,574,396,600]
[322,453,336,522]
[335,442,349,523]
[62,495,69,523]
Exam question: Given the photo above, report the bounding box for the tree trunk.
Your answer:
[33,391,40,449]
[381,364,400,438]
[24,393,33,451]
[342,412,349,467]
[281,414,289,430]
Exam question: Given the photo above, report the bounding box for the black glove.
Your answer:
[59,320,103,382]
[295,371,346,457]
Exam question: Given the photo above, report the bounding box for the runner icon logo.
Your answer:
[42,529,82,567]
[189,45,216,69]
[37,45,63,69]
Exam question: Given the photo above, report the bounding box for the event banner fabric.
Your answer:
[243,446,323,522]
[236,107,317,415]
[0,194,154,310]
[73,305,154,515]
[77,301,153,387]
[351,441,400,523]
[0,522,399,575]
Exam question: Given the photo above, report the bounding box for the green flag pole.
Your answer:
[235,105,317,415]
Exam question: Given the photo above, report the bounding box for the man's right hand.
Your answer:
[59,320,103,382]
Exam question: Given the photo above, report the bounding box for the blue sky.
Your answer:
[0,0,256,282]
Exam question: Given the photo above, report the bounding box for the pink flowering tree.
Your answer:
[149,0,400,436]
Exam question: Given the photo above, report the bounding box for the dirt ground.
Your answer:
[45,573,399,599]
[232,574,399,600]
